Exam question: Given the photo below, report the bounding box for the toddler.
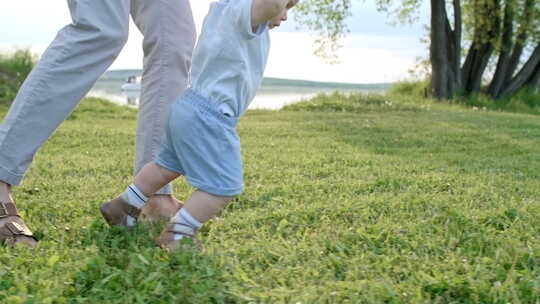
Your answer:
[101,0,299,250]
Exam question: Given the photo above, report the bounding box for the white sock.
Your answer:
[171,208,202,241]
[121,184,148,208]
[120,184,148,226]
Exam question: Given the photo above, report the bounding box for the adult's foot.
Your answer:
[0,182,38,248]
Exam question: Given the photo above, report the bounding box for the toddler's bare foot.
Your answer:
[139,195,183,223]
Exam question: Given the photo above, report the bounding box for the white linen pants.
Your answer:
[0,0,196,194]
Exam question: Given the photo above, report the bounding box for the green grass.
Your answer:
[388,80,540,116]
[0,94,539,303]
[388,80,431,99]
[457,89,540,115]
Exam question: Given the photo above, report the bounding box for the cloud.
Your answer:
[265,32,421,83]
[0,2,69,45]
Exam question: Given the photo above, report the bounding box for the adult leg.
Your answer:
[130,0,196,221]
[0,0,131,247]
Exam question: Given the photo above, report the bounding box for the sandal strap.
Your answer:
[0,202,36,243]
[0,221,36,245]
[119,200,141,219]
[0,221,33,237]
[0,201,18,219]
[168,222,195,237]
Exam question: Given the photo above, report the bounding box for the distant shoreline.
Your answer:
[91,69,390,109]
[100,69,392,90]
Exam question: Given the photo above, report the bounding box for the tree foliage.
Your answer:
[293,0,540,99]
[293,0,352,62]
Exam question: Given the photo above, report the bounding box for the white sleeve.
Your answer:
[226,0,264,40]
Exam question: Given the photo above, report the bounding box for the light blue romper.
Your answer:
[155,0,270,196]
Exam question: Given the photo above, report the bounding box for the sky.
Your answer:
[0,0,429,84]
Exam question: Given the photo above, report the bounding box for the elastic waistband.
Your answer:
[182,89,238,128]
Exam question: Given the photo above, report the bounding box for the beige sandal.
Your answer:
[0,201,38,247]
[100,198,142,227]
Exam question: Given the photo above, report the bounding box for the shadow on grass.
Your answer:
[64,220,232,303]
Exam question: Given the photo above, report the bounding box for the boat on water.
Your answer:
[121,75,141,91]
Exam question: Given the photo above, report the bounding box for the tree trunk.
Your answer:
[452,0,462,91]
[462,0,500,94]
[462,43,494,93]
[430,0,460,99]
[500,43,540,97]
[503,0,534,85]
[505,36,527,84]
[525,62,540,93]
[445,18,458,94]
[430,0,452,99]
[488,0,514,98]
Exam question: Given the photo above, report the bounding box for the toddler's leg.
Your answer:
[183,190,232,222]
[156,190,233,250]
[130,0,196,223]
[133,162,180,196]
[100,162,180,227]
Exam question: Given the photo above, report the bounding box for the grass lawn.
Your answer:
[0,94,539,303]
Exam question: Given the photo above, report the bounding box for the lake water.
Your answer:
[88,78,386,110]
